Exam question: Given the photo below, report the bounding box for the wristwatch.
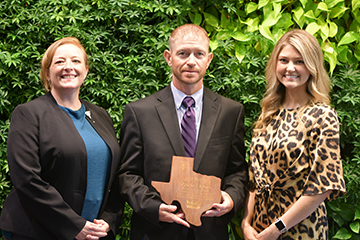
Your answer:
[275,218,287,234]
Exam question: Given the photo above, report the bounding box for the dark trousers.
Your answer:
[186,228,196,240]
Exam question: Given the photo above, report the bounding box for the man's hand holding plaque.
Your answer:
[151,156,222,226]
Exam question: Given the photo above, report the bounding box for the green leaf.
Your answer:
[293,6,304,21]
[232,31,251,42]
[4,52,21,67]
[277,13,294,30]
[353,0,360,9]
[209,40,219,52]
[220,11,230,28]
[299,0,307,8]
[350,221,360,234]
[262,4,281,27]
[305,22,320,35]
[327,201,342,211]
[332,227,352,239]
[216,30,232,40]
[324,51,337,75]
[194,13,202,26]
[318,2,329,12]
[304,10,316,19]
[241,94,261,104]
[338,31,358,46]
[258,0,269,9]
[245,2,258,15]
[330,6,348,18]
[320,22,329,38]
[322,41,337,74]
[339,206,356,221]
[337,45,349,62]
[325,0,345,8]
[235,43,246,63]
[329,21,338,37]
[355,44,360,61]
[292,7,305,28]
[355,208,360,220]
[353,8,360,22]
[259,25,275,42]
[244,17,260,32]
[204,12,219,28]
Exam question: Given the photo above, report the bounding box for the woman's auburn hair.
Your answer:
[253,29,331,133]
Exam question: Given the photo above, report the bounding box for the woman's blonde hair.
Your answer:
[253,29,331,133]
[40,37,88,91]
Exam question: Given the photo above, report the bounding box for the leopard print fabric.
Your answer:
[248,102,346,239]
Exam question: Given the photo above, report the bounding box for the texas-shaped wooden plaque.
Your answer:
[151,156,222,226]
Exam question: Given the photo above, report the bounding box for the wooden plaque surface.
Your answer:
[151,156,221,226]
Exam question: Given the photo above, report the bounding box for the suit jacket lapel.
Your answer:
[194,88,221,171]
[155,86,186,156]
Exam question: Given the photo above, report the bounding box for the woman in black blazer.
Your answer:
[0,37,123,240]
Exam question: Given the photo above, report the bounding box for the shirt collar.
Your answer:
[170,81,203,110]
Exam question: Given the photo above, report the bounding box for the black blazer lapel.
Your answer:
[194,88,221,171]
[155,86,186,157]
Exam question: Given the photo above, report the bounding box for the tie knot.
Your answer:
[182,96,195,108]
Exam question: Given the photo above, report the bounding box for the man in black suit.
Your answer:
[118,23,248,240]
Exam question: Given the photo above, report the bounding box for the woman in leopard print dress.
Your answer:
[241,30,346,240]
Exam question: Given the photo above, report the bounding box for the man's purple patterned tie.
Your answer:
[181,96,196,158]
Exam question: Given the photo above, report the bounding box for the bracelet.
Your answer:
[274,218,287,234]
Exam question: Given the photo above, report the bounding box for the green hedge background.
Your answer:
[0,0,359,239]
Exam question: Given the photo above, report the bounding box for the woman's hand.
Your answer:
[75,220,109,240]
[241,220,259,240]
[255,224,281,240]
[93,219,110,233]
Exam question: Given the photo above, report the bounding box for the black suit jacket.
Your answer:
[118,85,248,240]
[0,92,123,240]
